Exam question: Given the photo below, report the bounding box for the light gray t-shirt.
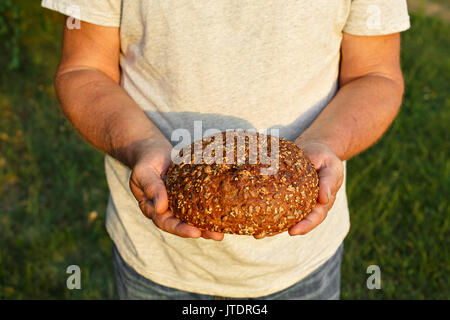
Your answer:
[42,0,410,297]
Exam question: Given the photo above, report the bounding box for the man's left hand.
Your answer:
[288,139,344,236]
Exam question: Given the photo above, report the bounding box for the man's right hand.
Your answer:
[128,139,224,241]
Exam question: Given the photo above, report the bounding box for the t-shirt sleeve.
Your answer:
[41,0,121,27]
[343,0,410,36]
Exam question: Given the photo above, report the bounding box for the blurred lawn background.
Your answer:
[0,0,449,299]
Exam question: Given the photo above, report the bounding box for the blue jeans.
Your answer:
[113,242,343,300]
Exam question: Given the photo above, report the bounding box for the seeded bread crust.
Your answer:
[166,131,319,237]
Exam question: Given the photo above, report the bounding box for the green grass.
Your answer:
[0,2,449,299]
[0,2,113,299]
[342,14,450,299]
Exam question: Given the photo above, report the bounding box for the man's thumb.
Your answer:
[142,171,169,214]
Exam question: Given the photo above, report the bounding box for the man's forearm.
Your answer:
[55,68,171,167]
[296,74,404,160]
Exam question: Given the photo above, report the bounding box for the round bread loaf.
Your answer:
[166,131,319,237]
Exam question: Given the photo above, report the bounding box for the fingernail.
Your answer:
[326,187,331,204]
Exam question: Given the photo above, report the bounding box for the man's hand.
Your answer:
[253,139,343,239]
[129,139,225,241]
[288,139,344,236]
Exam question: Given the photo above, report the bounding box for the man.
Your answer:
[42,0,410,299]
